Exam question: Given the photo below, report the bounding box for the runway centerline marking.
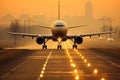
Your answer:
[37,50,52,80]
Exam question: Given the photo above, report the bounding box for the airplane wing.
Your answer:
[68,25,88,29]
[32,25,51,29]
[80,31,115,37]
[67,31,115,38]
[8,32,52,38]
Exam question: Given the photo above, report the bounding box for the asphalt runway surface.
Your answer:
[0,43,120,80]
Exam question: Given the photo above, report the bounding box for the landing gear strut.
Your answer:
[73,38,77,49]
[57,45,62,49]
[57,38,62,49]
[42,38,48,49]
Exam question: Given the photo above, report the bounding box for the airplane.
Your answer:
[8,0,114,49]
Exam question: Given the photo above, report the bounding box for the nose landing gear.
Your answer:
[57,45,62,49]
[57,37,62,49]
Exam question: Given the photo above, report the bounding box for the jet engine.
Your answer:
[75,36,83,44]
[36,37,44,44]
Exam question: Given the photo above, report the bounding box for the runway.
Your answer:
[0,43,120,80]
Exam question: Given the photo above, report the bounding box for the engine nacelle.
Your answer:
[52,37,57,41]
[62,37,67,41]
[75,36,83,44]
[36,37,44,44]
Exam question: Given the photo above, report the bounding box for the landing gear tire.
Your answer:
[42,45,47,49]
[57,45,62,49]
[73,45,77,49]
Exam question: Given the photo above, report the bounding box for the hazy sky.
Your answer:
[0,0,120,21]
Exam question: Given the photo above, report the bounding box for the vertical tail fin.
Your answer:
[58,0,60,20]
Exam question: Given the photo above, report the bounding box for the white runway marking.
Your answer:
[87,50,120,68]
[1,56,30,79]
[37,50,52,80]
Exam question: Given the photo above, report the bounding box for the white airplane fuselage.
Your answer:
[51,20,68,41]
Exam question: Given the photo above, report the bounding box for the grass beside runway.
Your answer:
[0,49,29,64]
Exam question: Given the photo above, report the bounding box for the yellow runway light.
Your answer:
[75,75,79,80]
[71,63,74,66]
[87,63,91,67]
[70,59,73,62]
[79,54,82,57]
[84,59,87,63]
[42,67,45,70]
[72,63,76,67]
[81,56,84,59]
[41,71,44,74]
[69,56,72,59]
[71,63,76,68]
[44,64,46,67]
[101,78,105,80]
[93,69,98,74]
[40,74,43,78]
[74,69,78,73]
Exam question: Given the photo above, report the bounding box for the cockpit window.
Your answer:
[56,24,64,27]
[55,22,64,27]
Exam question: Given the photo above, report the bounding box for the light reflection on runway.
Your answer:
[66,41,120,80]
[0,42,120,80]
[64,43,82,80]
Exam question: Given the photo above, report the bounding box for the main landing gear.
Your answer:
[73,44,77,49]
[42,38,48,49]
[72,38,77,49]
[42,45,47,49]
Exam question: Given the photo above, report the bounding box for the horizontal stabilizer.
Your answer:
[68,25,88,29]
[32,25,51,29]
